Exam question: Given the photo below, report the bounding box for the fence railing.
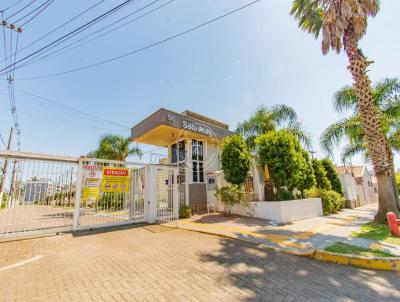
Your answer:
[0,151,180,239]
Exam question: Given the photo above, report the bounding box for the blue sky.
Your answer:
[0,0,399,166]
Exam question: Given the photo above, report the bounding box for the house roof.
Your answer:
[335,165,365,178]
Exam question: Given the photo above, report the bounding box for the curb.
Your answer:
[178,226,400,272]
[312,249,400,271]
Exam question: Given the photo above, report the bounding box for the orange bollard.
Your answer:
[387,212,400,237]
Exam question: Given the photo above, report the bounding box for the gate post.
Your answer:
[73,158,84,231]
[173,168,179,220]
[146,165,157,223]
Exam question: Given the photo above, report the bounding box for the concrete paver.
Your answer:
[0,225,399,301]
[180,203,400,256]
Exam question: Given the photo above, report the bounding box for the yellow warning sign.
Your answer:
[82,165,101,202]
[82,186,100,202]
[101,167,130,193]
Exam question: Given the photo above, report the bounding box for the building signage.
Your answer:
[101,167,130,193]
[182,120,214,136]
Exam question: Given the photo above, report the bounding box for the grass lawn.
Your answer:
[355,222,400,246]
[324,242,395,258]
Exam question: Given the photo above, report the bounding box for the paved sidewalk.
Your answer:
[178,203,400,257]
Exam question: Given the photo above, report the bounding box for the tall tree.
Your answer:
[88,134,142,161]
[311,159,332,190]
[321,78,400,204]
[291,0,398,222]
[236,104,311,151]
[321,158,343,195]
[221,135,252,185]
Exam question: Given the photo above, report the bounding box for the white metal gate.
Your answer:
[0,151,78,239]
[73,158,148,231]
[0,151,179,240]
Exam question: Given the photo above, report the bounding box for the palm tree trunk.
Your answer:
[344,29,399,223]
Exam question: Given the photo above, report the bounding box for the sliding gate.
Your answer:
[0,151,179,240]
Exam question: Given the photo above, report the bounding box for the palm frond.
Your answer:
[341,142,367,162]
[332,85,358,113]
[287,121,312,150]
[271,104,298,127]
[290,0,323,38]
[320,116,363,156]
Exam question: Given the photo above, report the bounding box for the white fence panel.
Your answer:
[74,158,147,231]
[0,151,78,239]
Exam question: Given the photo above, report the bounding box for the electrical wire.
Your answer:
[17,0,171,69]
[4,0,38,21]
[13,0,53,25]
[2,0,27,13]
[0,0,106,65]
[0,89,129,131]
[12,87,130,129]
[17,0,262,81]
[0,0,138,74]
[18,0,55,27]
[0,132,6,148]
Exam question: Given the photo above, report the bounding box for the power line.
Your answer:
[0,0,138,74]
[16,0,262,81]
[18,0,55,27]
[17,0,172,70]
[2,0,27,13]
[0,0,106,65]
[4,0,38,21]
[9,87,130,129]
[13,0,53,25]
[0,131,6,148]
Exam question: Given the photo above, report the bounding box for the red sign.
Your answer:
[103,168,129,177]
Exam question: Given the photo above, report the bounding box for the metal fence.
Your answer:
[155,166,179,224]
[0,151,78,239]
[74,158,148,231]
[0,151,180,240]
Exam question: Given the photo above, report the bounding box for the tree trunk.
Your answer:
[344,30,399,223]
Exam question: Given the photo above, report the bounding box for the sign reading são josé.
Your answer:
[101,167,130,193]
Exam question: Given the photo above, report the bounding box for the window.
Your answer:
[192,140,204,183]
[171,140,185,164]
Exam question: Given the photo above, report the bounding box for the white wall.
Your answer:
[216,198,323,224]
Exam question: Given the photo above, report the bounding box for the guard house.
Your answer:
[131,108,234,211]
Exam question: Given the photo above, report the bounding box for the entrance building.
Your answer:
[131,108,234,211]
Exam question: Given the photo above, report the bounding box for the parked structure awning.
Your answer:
[130,108,234,147]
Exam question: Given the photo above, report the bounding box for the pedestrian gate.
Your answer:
[0,151,179,240]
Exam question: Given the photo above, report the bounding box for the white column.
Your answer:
[173,168,179,219]
[146,165,157,223]
[72,158,83,231]
[185,140,191,206]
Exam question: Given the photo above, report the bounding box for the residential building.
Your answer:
[335,165,378,206]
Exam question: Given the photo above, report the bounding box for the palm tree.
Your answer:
[321,78,400,206]
[291,0,398,222]
[236,104,311,151]
[88,134,142,161]
[321,78,400,158]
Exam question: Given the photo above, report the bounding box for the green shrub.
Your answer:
[215,185,245,216]
[179,205,192,218]
[256,130,305,195]
[276,189,295,201]
[221,135,252,185]
[321,158,343,195]
[306,187,345,214]
[311,159,332,190]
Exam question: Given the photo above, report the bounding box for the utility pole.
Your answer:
[0,128,14,205]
